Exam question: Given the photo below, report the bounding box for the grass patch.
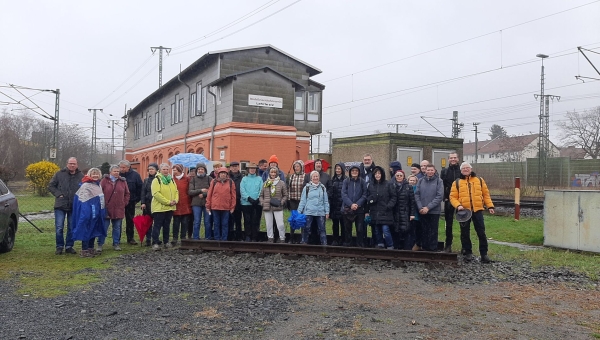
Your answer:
[14,193,54,214]
[1,217,147,298]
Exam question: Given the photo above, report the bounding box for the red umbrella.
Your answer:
[304,159,330,173]
[133,214,153,243]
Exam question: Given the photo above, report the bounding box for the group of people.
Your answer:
[50,151,495,262]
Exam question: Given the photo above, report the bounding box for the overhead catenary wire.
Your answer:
[173,0,281,50]
[318,0,600,83]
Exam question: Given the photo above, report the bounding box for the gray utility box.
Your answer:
[544,190,600,253]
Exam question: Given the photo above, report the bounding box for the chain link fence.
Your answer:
[473,157,600,196]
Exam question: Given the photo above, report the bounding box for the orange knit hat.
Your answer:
[268,155,279,164]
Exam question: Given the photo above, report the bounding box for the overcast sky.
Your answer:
[2,0,599,152]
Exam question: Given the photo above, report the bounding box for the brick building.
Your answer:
[125,45,324,178]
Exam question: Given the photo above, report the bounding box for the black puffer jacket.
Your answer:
[366,166,397,225]
[441,163,461,200]
[327,162,346,219]
[392,179,417,232]
[229,171,243,209]
[48,168,84,211]
[140,174,155,214]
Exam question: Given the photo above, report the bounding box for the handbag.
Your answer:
[269,197,281,207]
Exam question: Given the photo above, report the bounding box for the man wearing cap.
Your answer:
[228,161,244,241]
[449,162,495,263]
[261,155,285,182]
[410,163,421,178]
[240,163,263,242]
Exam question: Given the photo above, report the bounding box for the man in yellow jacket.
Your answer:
[449,162,495,263]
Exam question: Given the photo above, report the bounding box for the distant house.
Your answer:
[463,134,560,163]
[559,145,588,159]
[124,45,324,179]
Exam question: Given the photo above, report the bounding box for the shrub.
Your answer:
[25,161,60,196]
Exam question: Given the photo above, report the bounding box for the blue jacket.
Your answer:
[415,173,444,215]
[240,173,263,206]
[72,180,107,242]
[341,166,368,214]
[298,183,330,216]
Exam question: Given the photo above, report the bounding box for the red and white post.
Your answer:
[514,177,521,221]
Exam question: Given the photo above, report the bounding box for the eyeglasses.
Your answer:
[395,174,404,177]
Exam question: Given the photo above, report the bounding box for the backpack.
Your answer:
[304,184,325,200]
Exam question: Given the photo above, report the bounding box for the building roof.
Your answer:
[209,44,322,75]
[463,134,539,155]
[129,45,320,115]
[206,66,305,88]
[559,146,587,159]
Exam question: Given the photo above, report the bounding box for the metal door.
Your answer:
[432,149,455,171]
[396,148,422,169]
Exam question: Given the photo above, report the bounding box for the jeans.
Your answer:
[98,218,123,246]
[152,211,173,245]
[420,214,440,251]
[459,210,488,256]
[192,206,211,240]
[124,201,137,242]
[241,204,262,241]
[444,200,455,247]
[54,209,74,249]
[374,224,393,248]
[343,213,365,247]
[264,210,285,240]
[212,210,230,241]
[303,215,327,245]
[172,214,191,241]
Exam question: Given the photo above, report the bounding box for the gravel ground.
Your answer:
[0,249,598,340]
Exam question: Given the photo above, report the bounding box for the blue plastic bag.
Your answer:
[287,210,307,231]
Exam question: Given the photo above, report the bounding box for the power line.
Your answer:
[324,80,600,132]
[173,0,281,50]
[323,44,600,113]
[172,0,302,56]
[319,0,600,83]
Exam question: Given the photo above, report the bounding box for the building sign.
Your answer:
[248,94,283,108]
[219,150,225,160]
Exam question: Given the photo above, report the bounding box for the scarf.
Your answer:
[157,173,173,185]
[110,175,118,183]
[175,173,184,180]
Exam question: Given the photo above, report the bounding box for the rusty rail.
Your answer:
[180,239,458,263]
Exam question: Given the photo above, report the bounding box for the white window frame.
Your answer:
[201,87,207,114]
[190,92,197,118]
[308,92,320,113]
[178,98,184,123]
[170,103,175,125]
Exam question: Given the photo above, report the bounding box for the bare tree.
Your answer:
[556,107,600,159]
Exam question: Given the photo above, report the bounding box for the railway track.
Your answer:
[180,234,457,263]
[491,197,544,209]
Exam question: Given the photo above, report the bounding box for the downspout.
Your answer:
[207,86,217,159]
[177,65,191,153]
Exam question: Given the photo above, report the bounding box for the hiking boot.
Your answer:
[245,236,251,242]
[88,249,96,256]
[152,244,161,251]
[331,240,339,246]
[144,241,151,247]
[279,238,286,243]
[96,245,103,254]
[65,247,77,255]
[412,244,421,251]
[113,245,122,251]
[164,242,173,249]
[464,253,474,262]
[127,240,138,245]
[55,248,64,255]
[443,244,452,253]
[268,238,274,243]
[481,255,491,263]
